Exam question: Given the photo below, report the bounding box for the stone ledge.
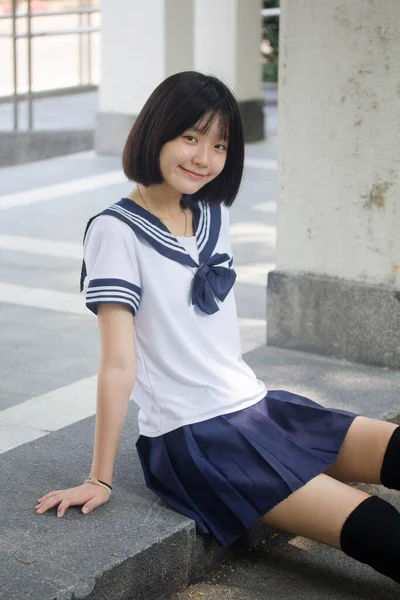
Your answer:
[1,345,399,599]
[267,270,400,370]
[0,130,94,168]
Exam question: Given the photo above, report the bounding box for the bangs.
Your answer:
[192,110,230,142]
[164,80,236,145]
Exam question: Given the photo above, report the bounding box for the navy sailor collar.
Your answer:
[100,195,221,269]
[80,196,236,315]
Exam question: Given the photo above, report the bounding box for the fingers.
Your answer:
[37,490,64,503]
[35,485,109,518]
[35,492,65,515]
[82,492,107,515]
[57,499,72,518]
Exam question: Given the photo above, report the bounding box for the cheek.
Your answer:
[213,154,227,176]
[160,142,189,171]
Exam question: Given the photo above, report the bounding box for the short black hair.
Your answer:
[122,71,244,206]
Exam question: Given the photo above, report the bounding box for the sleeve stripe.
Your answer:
[87,288,140,302]
[87,290,140,304]
[87,278,141,294]
[85,278,141,316]
[86,296,139,315]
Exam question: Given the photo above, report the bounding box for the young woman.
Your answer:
[35,71,400,584]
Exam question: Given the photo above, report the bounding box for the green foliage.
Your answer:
[262,0,280,83]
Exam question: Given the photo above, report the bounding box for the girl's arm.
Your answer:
[35,303,137,517]
[89,303,137,486]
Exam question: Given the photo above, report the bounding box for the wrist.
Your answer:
[90,474,112,487]
[84,477,112,494]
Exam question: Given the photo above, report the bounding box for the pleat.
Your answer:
[136,435,209,532]
[191,416,292,512]
[181,424,261,524]
[136,392,357,547]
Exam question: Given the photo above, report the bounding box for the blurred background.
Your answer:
[0,0,279,139]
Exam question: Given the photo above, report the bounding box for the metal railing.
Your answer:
[0,0,100,130]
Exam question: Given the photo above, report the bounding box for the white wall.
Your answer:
[100,0,193,115]
[194,0,237,89]
[277,0,400,288]
[194,0,262,101]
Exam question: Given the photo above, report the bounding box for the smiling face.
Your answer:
[159,114,229,195]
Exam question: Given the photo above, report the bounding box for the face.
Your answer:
[158,115,228,194]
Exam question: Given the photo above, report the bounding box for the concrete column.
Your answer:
[96,0,194,154]
[194,0,264,141]
[267,0,400,369]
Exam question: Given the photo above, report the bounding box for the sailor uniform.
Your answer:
[81,196,357,546]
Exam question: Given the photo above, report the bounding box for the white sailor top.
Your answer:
[81,196,267,437]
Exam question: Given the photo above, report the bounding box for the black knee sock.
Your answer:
[340,495,400,584]
[381,426,400,490]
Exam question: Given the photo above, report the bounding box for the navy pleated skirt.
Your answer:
[135,390,358,547]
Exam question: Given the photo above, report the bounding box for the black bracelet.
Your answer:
[97,478,112,491]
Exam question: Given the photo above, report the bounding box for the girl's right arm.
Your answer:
[35,303,137,517]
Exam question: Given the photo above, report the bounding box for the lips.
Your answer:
[180,166,207,180]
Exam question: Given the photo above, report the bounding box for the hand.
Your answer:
[35,483,110,518]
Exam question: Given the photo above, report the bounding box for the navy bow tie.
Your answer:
[191,253,237,315]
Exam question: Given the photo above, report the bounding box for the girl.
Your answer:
[35,71,400,584]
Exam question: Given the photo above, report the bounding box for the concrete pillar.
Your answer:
[194,0,264,141]
[96,0,194,154]
[267,0,400,369]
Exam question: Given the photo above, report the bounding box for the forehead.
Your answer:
[191,112,229,141]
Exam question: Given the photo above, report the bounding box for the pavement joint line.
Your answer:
[0,234,83,259]
[252,201,277,213]
[244,157,277,169]
[0,170,126,211]
[235,263,276,286]
[0,282,89,315]
[230,222,277,245]
[0,420,52,434]
[0,375,98,454]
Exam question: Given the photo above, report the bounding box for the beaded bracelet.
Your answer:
[84,477,112,495]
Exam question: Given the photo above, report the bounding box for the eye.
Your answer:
[183,135,197,143]
[215,143,227,151]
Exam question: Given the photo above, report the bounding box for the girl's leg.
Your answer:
[323,416,398,484]
[259,473,400,583]
[259,473,368,549]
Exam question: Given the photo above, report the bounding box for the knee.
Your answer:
[340,495,400,584]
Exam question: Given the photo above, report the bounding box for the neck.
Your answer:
[136,183,184,219]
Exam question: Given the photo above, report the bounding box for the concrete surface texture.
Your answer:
[277,0,400,288]
[268,0,400,370]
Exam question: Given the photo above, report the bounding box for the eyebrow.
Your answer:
[190,125,229,142]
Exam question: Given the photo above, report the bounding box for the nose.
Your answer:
[192,143,210,168]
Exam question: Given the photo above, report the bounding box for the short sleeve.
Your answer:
[83,215,142,316]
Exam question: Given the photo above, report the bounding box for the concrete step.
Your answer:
[171,486,400,600]
[1,345,399,600]
[0,391,270,600]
